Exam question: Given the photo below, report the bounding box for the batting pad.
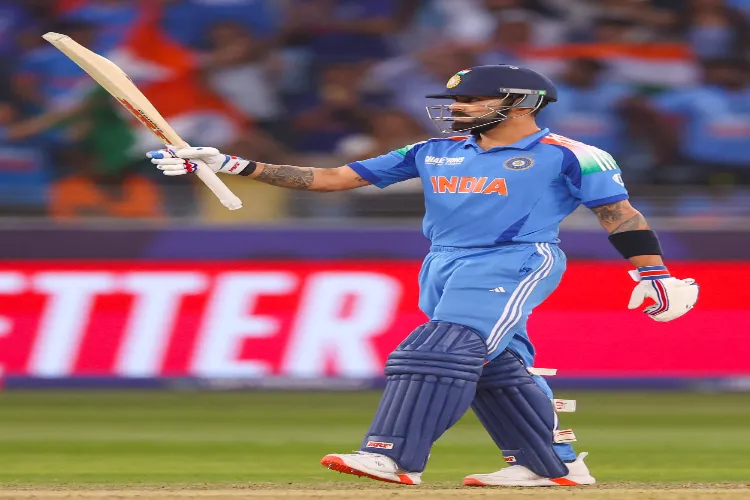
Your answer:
[471,350,570,478]
[361,322,486,472]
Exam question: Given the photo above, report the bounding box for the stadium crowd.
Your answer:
[2,0,750,221]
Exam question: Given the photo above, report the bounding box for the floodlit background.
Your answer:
[0,0,748,491]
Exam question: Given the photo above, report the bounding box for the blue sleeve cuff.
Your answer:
[348,161,384,188]
[583,193,629,209]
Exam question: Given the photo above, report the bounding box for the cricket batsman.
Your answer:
[147,65,699,487]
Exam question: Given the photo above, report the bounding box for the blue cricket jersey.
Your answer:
[348,129,629,247]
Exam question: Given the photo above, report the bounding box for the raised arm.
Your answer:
[147,146,372,192]
[248,162,371,192]
[148,142,423,193]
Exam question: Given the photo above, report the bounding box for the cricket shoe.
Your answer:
[320,452,421,485]
[464,452,595,487]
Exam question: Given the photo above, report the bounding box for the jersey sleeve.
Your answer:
[556,144,629,208]
[347,141,425,189]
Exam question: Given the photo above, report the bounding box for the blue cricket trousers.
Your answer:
[418,242,576,461]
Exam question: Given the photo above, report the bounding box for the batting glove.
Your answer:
[147,146,251,176]
[627,266,699,322]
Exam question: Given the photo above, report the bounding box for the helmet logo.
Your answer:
[446,69,472,89]
[504,156,534,171]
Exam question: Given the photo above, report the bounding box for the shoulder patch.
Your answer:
[394,141,427,157]
[541,134,619,175]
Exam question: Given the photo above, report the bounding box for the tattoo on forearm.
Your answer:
[591,201,649,234]
[255,164,314,190]
[591,201,626,225]
[610,212,648,234]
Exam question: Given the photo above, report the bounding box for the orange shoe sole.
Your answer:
[463,478,486,486]
[464,477,581,487]
[320,455,416,485]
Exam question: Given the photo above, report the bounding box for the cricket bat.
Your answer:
[42,32,243,210]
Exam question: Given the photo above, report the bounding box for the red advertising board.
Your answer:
[0,261,746,379]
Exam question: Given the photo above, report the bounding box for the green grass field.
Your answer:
[0,390,747,487]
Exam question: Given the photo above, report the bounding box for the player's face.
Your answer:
[448,96,508,131]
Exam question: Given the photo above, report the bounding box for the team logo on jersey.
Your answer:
[446,69,471,89]
[504,156,534,171]
[612,173,625,186]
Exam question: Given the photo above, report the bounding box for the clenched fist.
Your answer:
[147,146,252,176]
[627,266,699,322]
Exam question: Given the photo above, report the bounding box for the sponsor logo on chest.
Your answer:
[425,155,465,166]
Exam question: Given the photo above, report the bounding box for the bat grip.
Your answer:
[194,167,243,210]
[166,140,242,210]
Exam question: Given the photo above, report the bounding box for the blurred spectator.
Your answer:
[49,87,164,219]
[290,63,372,152]
[677,0,750,59]
[109,9,243,154]
[58,0,140,54]
[403,0,498,47]
[14,21,97,113]
[3,0,750,221]
[163,0,281,49]
[336,109,429,165]
[521,5,696,87]
[556,0,676,42]
[537,58,633,157]
[0,101,52,215]
[366,43,476,132]
[50,162,164,219]
[634,57,750,185]
[483,0,566,45]
[472,8,570,78]
[282,0,403,65]
[727,0,750,20]
[0,1,34,98]
[200,21,284,131]
[333,109,433,218]
[476,10,537,66]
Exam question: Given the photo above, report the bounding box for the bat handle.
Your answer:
[167,140,242,210]
[195,167,243,210]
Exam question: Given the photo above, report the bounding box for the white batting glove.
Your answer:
[147,146,251,176]
[627,266,699,322]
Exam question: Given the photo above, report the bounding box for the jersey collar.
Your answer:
[462,128,550,152]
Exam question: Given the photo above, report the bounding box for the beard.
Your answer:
[450,115,505,133]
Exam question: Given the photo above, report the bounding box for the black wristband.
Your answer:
[608,230,663,259]
[238,160,257,176]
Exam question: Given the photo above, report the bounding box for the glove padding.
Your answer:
[147,146,249,175]
[628,275,699,322]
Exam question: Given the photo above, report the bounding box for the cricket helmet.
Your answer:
[425,64,557,134]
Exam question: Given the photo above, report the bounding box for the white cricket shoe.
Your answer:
[464,452,596,487]
[321,451,421,485]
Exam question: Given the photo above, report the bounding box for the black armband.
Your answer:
[238,160,258,176]
[608,230,663,259]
